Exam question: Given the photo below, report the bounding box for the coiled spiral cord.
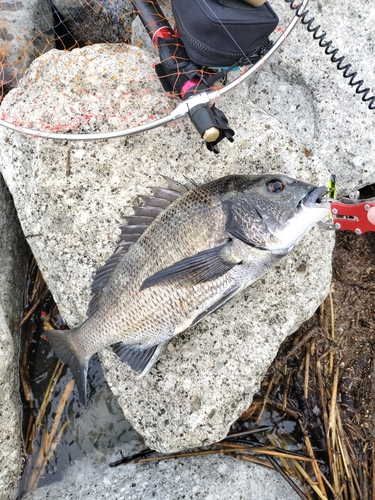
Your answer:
[285,0,375,111]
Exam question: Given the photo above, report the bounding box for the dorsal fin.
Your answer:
[150,187,181,202]
[182,176,198,190]
[86,176,197,317]
[132,206,164,218]
[161,175,190,194]
[139,195,170,209]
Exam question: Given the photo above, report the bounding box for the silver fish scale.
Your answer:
[72,177,277,358]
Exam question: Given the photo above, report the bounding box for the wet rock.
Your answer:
[22,451,301,500]
[0,43,334,453]
[0,173,28,499]
[0,0,55,92]
[131,15,156,54]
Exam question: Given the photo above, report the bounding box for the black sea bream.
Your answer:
[46,174,329,404]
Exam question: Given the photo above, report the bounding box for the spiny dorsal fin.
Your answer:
[161,175,191,194]
[86,176,197,317]
[150,187,181,202]
[139,195,170,209]
[182,176,198,190]
[132,206,164,218]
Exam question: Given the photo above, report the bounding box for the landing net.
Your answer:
[0,0,288,136]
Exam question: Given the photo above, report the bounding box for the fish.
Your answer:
[46,173,330,405]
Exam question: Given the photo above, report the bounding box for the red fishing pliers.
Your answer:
[322,182,375,234]
[330,198,375,234]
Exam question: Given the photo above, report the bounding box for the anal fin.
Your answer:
[112,341,169,375]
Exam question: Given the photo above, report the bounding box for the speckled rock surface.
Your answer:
[0,174,28,500]
[0,0,54,91]
[23,452,301,500]
[247,0,375,195]
[0,42,334,453]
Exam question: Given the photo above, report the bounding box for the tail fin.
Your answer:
[45,328,89,406]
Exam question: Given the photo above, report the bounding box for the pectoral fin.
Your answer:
[140,241,241,291]
[190,284,242,326]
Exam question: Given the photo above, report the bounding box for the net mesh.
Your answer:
[1,1,135,88]
[0,0,176,132]
[0,0,283,135]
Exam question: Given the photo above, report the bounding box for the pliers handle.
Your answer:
[330,200,375,234]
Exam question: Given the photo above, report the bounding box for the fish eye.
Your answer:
[267,179,285,193]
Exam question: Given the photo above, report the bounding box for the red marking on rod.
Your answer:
[152,26,175,46]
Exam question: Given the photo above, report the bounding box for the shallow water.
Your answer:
[34,357,139,486]
[18,260,142,497]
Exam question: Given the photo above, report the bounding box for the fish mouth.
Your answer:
[301,186,329,208]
